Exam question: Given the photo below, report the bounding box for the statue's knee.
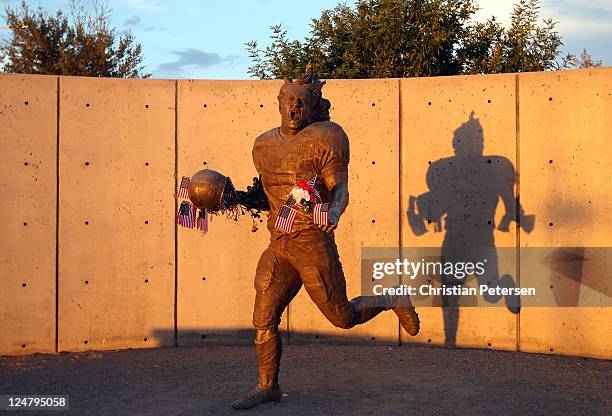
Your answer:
[328,313,354,329]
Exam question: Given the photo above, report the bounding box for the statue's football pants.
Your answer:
[252,229,388,384]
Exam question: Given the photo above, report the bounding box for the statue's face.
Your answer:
[278,84,314,134]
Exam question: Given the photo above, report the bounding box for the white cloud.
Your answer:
[543,0,612,37]
[156,49,242,77]
[475,0,612,38]
[474,0,515,25]
[556,18,612,39]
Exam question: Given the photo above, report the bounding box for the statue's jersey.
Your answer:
[252,121,349,236]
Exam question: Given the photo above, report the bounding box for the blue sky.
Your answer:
[1,0,610,79]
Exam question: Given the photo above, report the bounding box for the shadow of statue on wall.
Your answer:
[407,112,535,347]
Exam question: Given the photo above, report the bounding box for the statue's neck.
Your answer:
[278,126,300,139]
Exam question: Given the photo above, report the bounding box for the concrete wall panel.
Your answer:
[0,75,57,355]
[518,68,612,359]
[177,80,279,345]
[58,77,175,351]
[400,74,518,350]
[288,79,400,344]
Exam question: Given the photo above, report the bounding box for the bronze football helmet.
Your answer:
[187,169,228,210]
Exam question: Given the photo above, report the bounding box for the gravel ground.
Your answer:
[1,345,610,416]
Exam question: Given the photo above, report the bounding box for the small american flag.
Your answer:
[197,208,208,233]
[275,204,298,233]
[178,176,190,199]
[313,203,329,225]
[177,201,196,228]
[307,175,321,201]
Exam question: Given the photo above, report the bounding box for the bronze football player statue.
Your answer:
[232,66,420,410]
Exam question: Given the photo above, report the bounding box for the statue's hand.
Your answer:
[318,223,337,234]
[318,212,339,234]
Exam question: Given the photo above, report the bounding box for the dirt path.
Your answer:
[1,345,610,415]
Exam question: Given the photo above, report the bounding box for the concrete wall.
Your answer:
[0,68,610,359]
[176,80,278,345]
[400,74,519,351]
[57,77,176,351]
[0,75,57,355]
[518,70,612,359]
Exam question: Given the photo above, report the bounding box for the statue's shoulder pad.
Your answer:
[310,120,345,133]
[309,121,348,144]
[254,128,277,143]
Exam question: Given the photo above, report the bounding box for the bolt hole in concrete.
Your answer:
[550,285,554,289]
[24,101,29,105]
[21,344,26,348]
[24,162,28,166]
[371,219,376,223]
[85,280,89,285]
[202,277,206,281]
[22,283,26,287]
[86,103,90,107]
[85,161,89,166]
[549,222,554,227]
[488,343,492,347]
[23,222,27,226]
[550,348,554,352]
[549,97,553,101]
[145,279,149,283]
[371,337,376,340]
[260,104,263,108]
[371,103,375,107]
[144,337,148,342]
[549,160,553,164]
[203,104,207,108]
[145,220,149,224]
[203,161,207,165]
[428,339,432,343]
[85,221,89,225]
[488,99,491,103]
[145,162,149,166]
[371,161,376,165]
[428,101,432,105]
[145,105,149,108]
[84,340,88,345]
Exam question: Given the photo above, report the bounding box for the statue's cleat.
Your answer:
[393,306,420,336]
[232,384,282,410]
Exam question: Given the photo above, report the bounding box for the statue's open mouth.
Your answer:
[290,109,299,121]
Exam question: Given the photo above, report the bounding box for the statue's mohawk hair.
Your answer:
[279,62,331,122]
[286,62,326,95]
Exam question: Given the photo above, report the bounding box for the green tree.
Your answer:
[246,0,591,79]
[0,0,149,77]
[560,48,603,69]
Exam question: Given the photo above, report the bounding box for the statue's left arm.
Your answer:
[497,157,517,232]
[320,175,348,234]
[317,125,350,234]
